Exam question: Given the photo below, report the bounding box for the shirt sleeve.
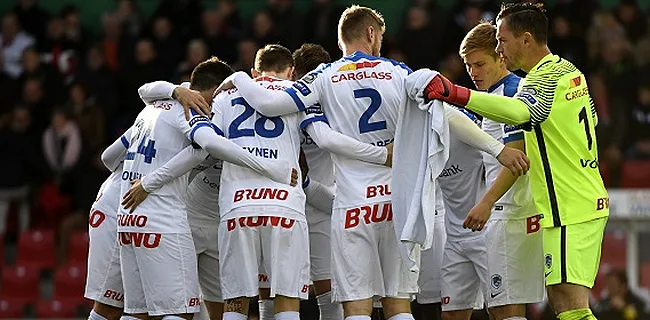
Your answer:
[514,71,563,126]
[101,127,132,171]
[445,105,504,158]
[304,119,387,165]
[282,70,323,114]
[303,177,334,214]
[138,81,178,104]
[141,146,208,192]
[174,103,219,145]
[229,72,308,117]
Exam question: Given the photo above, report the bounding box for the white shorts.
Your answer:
[440,235,488,311]
[191,222,222,303]
[119,232,200,316]
[218,209,310,300]
[85,209,124,308]
[417,214,446,304]
[485,218,544,307]
[306,204,331,281]
[331,201,418,302]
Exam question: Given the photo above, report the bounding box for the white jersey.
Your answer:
[481,73,536,220]
[285,51,412,208]
[186,161,222,225]
[118,99,214,233]
[92,165,123,215]
[437,109,485,240]
[301,127,334,187]
[213,76,306,219]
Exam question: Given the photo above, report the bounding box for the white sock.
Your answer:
[119,316,140,320]
[89,310,108,320]
[503,317,527,320]
[316,292,343,320]
[259,299,275,320]
[345,316,371,320]
[224,311,248,320]
[162,316,187,320]
[275,311,300,320]
[387,313,415,320]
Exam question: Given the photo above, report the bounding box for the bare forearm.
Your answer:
[481,167,518,205]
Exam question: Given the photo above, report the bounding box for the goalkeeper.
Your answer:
[423,3,608,320]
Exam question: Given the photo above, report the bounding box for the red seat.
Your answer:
[640,262,650,290]
[0,297,27,318]
[601,232,627,269]
[54,262,87,299]
[0,265,39,302]
[35,298,78,318]
[620,160,650,188]
[599,160,610,187]
[16,229,56,271]
[68,231,89,263]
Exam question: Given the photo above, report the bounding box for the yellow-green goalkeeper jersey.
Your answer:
[514,53,609,227]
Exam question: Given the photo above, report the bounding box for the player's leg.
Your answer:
[218,215,262,320]
[544,217,607,320]
[265,215,310,320]
[86,211,125,320]
[440,239,482,320]
[136,232,200,319]
[192,223,224,320]
[308,206,343,320]
[415,216,445,320]
[331,205,385,320]
[119,233,149,320]
[259,287,274,320]
[486,218,544,320]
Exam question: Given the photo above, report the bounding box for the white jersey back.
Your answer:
[437,110,485,240]
[119,99,214,233]
[481,73,536,220]
[186,161,222,225]
[213,76,306,219]
[92,164,123,216]
[285,51,412,208]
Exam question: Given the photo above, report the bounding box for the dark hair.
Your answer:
[293,43,331,79]
[190,56,235,91]
[254,44,294,74]
[496,2,548,44]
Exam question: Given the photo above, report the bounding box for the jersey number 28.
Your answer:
[229,97,285,138]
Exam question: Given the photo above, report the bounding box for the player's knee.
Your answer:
[441,310,472,320]
[342,299,374,317]
[92,302,123,320]
[204,300,224,320]
[312,279,332,296]
[274,295,300,312]
[487,305,526,320]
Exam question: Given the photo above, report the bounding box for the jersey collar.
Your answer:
[487,73,517,93]
[530,53,557,73]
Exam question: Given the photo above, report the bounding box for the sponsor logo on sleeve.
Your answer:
[569,76,582,88]
[188,115,210,127]
[516,87,538,106]
[293,81,311,96]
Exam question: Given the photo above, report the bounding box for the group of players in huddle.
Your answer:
[82,3,610,320]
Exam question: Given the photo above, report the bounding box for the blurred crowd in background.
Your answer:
[0,0,649,318]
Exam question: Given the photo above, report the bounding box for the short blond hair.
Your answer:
[338,5,385,44]
[459,22,498,58]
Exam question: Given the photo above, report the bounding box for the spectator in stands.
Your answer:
[99,13,121,71]
[19,46,64,104]
[614,0,647,45]
[61,5,92,57]
[442,4,486,57]
[150,16,182,78]
[202,9,238,65]
[64,82,105,153]
[251,10,280,49]
[597,269,649,320]
[397,5,439,70]
[115,0,143,40]
[21,76,52,134]
[549,15,587,71]
[119,38,161,120]
[0,106,43,234]
[39,15,77,83]
[265,0,301,50]
[625,81,650,159]
[13,0,50,43]
[232,38,258,73]
[0,11,35,78]
[0,51,20,115]
[75,44,118,121]
[152,0,203,40]
[217,0,244,34]
[551,0,599,38]
[42,108,82,197]
[303,0,344,58]
[176,38,208,81]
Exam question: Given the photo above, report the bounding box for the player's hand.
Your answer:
[174,87,211,120]
[384,143,393,167]
[122,179,150,213]
[496,147,530,176]
[424,73,471,106]
[290,168,299,187]
[463,200,492,232]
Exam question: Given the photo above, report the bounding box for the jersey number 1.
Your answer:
[578,106,593,151]
[355,88,386,133]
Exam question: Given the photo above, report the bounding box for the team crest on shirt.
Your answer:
[491,274,503,290]
[545,254,552,269]
[301,72,318,84]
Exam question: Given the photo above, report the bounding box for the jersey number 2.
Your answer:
[578,106,593,151]
[229,97,284,138]
[355,88,386,133]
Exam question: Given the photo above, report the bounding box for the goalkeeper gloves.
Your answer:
[424,74,471,106]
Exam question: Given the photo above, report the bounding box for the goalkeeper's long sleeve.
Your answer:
[465,91,531,125]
